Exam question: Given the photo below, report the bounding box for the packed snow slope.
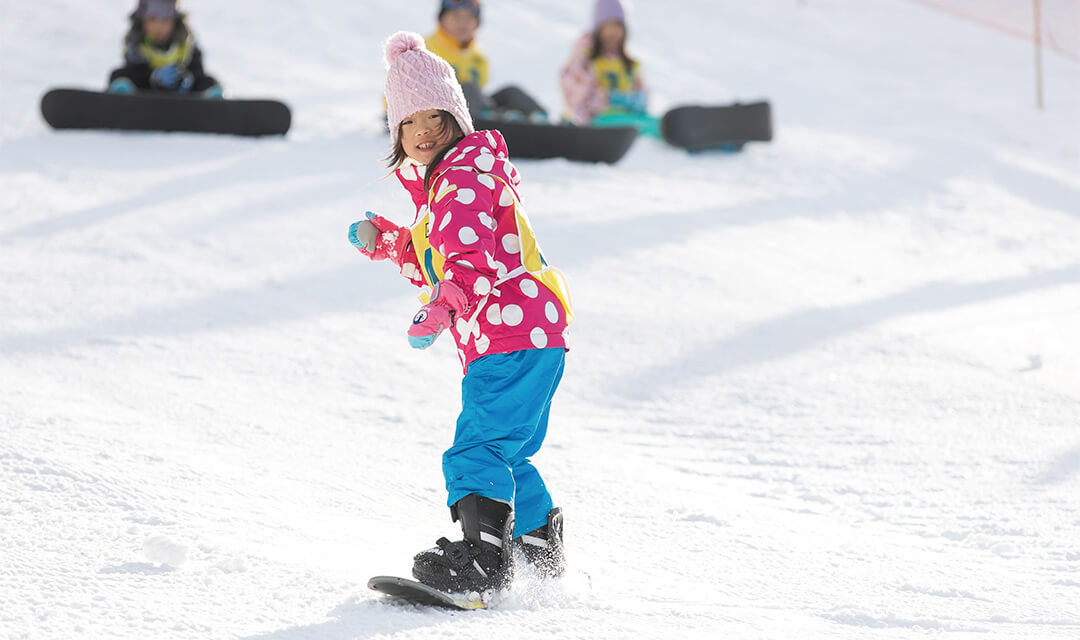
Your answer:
[2,1,1079,638]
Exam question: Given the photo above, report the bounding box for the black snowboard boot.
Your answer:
[412,494,514,593]
[514,507,565,577]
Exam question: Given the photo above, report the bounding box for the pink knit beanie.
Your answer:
[383,31,474,147]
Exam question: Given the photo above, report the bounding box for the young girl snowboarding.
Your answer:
[349,32,572,593]
[108,0,222,98]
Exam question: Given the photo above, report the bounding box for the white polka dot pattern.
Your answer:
[519,279,538,298]
[475,152,495,172]
[459,227,479,245]
[502,233,520,254]
[501,304,523,326]
[455,188,475,205]
[392,130,571,372]
[452,146,475,163]
[499,188,514,207]
[530,327,548,348]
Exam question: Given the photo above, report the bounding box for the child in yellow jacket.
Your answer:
[425,0,546,120]
[426,0,488,89]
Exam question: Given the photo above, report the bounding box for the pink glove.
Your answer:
[408,281,469,350]
[348,211,412,266]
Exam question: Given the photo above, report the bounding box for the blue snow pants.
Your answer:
[443,347,565,538]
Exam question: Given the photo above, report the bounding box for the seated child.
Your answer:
[559,0,658,136]
[425,0,546,120]
[108,0,223,98]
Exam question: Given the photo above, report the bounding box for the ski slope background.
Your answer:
[2,1,1080,638]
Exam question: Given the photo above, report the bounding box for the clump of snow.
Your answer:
[143,536,188,569]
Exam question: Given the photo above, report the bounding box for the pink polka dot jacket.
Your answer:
[393,129,572,373]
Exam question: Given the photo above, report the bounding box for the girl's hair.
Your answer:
[590,22,636,75]
[384,110,465,193]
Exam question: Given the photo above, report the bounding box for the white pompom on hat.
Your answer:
[383,31,474,148]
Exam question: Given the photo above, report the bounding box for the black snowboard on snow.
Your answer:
[368,575,488,610]
[474,117,637,164]
[660,101,772,152]
[41,88,291,137]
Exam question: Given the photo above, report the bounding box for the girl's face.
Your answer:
[597,20,626,54]
[142,16,176,43]
[439,8,480,46]
[400,110,458,165]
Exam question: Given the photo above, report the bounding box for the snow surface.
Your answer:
[3,1,1080,638]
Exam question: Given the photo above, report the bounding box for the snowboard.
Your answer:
[660,101,773,152]
[473,117,637,164]
[40,88,291,137]
[368,575,488,610]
